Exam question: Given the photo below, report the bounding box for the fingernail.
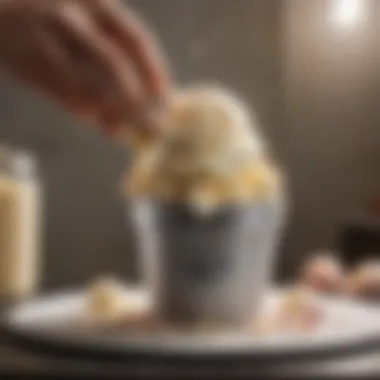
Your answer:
[139,99,168,136]
[103,123,127,141]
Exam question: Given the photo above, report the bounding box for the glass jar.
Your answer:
[0,144,42,300]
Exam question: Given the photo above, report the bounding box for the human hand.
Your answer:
[0,0,170,136]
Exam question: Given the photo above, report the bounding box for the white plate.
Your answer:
[2,287,380,364]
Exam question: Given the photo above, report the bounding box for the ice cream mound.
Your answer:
[126,85,284,214]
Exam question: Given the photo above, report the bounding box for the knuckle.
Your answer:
[51,1,73,23]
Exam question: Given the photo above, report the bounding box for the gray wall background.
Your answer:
[0,0,378,289]
[282,0,380,276]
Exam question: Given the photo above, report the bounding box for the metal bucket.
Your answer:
[129,199,285,326]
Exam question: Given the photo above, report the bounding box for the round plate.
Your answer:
[2,287,380,368]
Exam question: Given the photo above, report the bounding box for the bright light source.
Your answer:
[332,0,363,27]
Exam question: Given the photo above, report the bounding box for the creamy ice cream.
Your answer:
[125,85,284,214]
[86,277,128,321]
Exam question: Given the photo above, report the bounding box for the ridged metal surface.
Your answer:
[130,200,284,325]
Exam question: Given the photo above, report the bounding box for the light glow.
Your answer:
[332,0,363,27]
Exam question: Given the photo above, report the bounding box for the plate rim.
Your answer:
[2,287,380,366]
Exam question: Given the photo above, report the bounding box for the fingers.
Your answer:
[15,22,104,124]
[52,1,144,124]
[91,0,170,98]
[0,4,106,125]
[0,0,171,137]
[29,24,93,112]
